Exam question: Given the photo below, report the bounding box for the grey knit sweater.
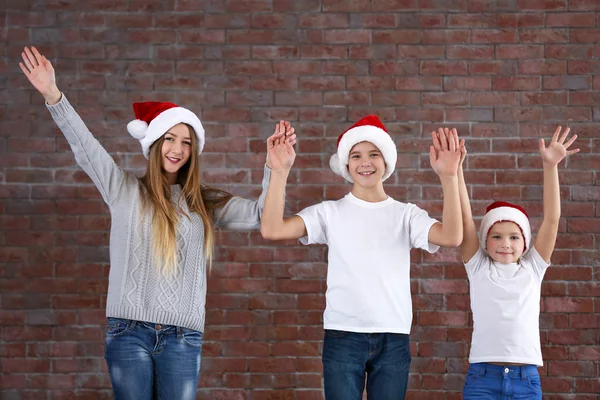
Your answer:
[48,95,271,331]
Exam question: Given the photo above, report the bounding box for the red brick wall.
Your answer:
[2,1,599,399]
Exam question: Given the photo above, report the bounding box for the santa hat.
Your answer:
[127,101,205,159]
[329,115,397,183]
[480,201,531,255]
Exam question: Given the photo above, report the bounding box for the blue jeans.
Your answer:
[104,318,203,400]
[463,363,542,400]
[322,330,411,400]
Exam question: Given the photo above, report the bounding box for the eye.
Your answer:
[492,235,501,239]
[370,153,380,157]
[184,141,191,146]
[165,137,174,141]
[351,155,360,159]
[511,236,520,240]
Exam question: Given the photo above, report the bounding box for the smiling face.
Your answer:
[486,221,525,264]
[161,123,192,182]
[347,141,386,188]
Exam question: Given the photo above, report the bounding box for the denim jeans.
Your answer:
[322,329,411,400]
[463,363,542,400]
[104,317,203,400]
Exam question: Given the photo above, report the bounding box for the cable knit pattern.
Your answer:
[46,94,271,331]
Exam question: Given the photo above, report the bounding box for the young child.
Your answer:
[19,46,296,399]
[453,127,579,399]
[261,116,463,399]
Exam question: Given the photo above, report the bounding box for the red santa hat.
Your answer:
[480,201,531,255]
[329,115,397,183]
[127,101,205,159]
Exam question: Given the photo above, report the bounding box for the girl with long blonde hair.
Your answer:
[20,46,296,399]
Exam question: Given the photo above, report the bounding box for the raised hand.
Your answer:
[19,46,61,104]
[430,127,461,177]
[266,120,296,172]
[539,126,579,168]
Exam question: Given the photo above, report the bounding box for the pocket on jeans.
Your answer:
[526,374,542,390]
[181,328,203,349]
[106,318,132,337]
[324,329,348,338]
[464,372,479,387]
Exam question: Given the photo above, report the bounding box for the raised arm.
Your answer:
[20,46,126,206]
[535,126,579,263]
[213,123,298,230]
[260,121,307,240]
[427,128,463,248]
[455,130,479,262]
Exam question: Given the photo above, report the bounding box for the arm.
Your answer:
[213,122,299,230]
[20,46,126,206]
[456,132,479,262]
[260,121,307,240]
[427,128,463,248]
[534,127,579,263]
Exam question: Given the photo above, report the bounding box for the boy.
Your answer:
[261,116,463,399]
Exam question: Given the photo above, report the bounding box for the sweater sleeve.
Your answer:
[46,94,127,206]
[213,165,272,230]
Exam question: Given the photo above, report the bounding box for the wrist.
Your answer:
[44,87,61,105]
[272,169,290,179]
[542,162,559,170]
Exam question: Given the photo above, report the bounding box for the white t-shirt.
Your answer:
[296,192,439,334]
[465,247,550,366]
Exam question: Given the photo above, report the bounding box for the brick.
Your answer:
[372,30,421,44]
[300,45,347,59]
[298,13,348,28]
[349,13,396,28]
[349,44,396,59]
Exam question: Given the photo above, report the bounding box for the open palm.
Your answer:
[19,46,58,99]
[268,123,296,172]
[539,126,579,167]
[430,127,461,177]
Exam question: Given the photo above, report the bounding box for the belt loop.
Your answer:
[130,320,137,330]
[520,366,527,380]
[482,363,488,377]
[177,326,182,339]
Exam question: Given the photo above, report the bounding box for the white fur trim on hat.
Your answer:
[479,206,531,256]
[136,107,205,159]
[331,125,397,183]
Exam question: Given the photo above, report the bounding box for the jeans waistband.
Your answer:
[470,363,539,379]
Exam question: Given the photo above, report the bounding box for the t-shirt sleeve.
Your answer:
[520,246,551,281]
[296,202,327,245]
[464,248,489,278]
[408,205,440,253]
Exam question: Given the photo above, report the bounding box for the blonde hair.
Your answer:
[139,124,232,276]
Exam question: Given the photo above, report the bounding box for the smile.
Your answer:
[166,156,180,164]
[358,171,375,176]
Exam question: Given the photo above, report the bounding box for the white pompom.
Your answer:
[329,153,342,175]
[127,119,148,140]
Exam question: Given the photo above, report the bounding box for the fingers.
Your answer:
[431,131,442,151]
[551,126,561,143]
[24,47,39,69]
[566,148,580,156]
[539,138,545,153]
[22,50,35,72]
[18,62,30,76]
[453,128,459,150]
[439,128,448,151]
[274,122,282,136]
[564,133,578,149]
[31,47,44,65]
[558,127,570,144]
[448,129,456,153]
